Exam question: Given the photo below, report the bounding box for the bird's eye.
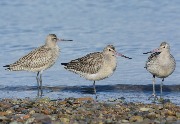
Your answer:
[163,46,165,48]
[109,49,111,51]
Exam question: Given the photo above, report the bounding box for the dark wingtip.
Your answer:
[3,65,10,67]
[3,65,10,70]
[61,63,68,66]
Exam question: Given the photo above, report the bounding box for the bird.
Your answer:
[143,42,176,101]
[61,45,132,95]
[3,34,73,96]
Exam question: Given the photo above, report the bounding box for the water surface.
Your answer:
[0,0,180,104]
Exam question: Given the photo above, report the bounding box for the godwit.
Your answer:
[3,34,72,95]
[144,42,176,101]
[61,45,132,94]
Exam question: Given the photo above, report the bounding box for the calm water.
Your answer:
[0,0,180,103]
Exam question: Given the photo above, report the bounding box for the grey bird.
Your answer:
[61,45,132,94]
[144,42,176,101]
[3,34,72,96]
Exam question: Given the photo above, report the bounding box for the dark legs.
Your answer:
[36,72,40,88]
[93,81,98,99]
[93,81,96,94]
[160,78,164,99]
[149,75,158,101]
[36,71,43,97]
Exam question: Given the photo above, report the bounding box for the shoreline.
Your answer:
[0,97,179,123]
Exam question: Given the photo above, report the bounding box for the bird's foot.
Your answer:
[148,93,158,102]
[158,97,171,104]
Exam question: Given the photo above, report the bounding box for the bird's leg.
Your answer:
[39,72,43,97]
[93,81,96,94]
[93,81,98,100]
[149,75,158,101]
[160,78,164,99]
[36,72,40,88]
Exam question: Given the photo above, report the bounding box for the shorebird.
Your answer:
[144,42,176,101]
[61,45,132,94]
[3,34,72,96]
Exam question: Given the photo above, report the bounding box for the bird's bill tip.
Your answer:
[116,53,132,59]
[59,39,73,41]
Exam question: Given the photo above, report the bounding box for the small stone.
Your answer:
[25,117,35,124]
[121,119,129,123]
[147,112,156,119]
[166,110,176,116]
[158,105,163,110]
[10,121,23,124]
[29,110,35,115]
[166,116,177,121]
[105,118,112,123]
[0,112,8,116]
[6,109,13,115]
[176,112,180,118]
[140,107,151,112]
[143,118,152,123]
[0,116,8,120]
[74,97,93,103]
[129,116,143,122]
[60,117,69,123]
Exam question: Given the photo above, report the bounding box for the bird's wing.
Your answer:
[65,52,103,74]
[145,52,161,68]
[8,45,54,70]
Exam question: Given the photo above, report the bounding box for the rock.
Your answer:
[33,113,51,123]
[29,110,35,115]
[0,116,8,120]
[74,97,93,103]
[121,119,129,123]
[6,109,14,115]
[166,116,177,121]
[158,105,163,110]
[10,121,23,124]
[25,117,35,124]
[129,116,143,122]
[140,107,151,112]
[142,118,152,124]
[166,110,176,116]
[60,117,69,123]
[176,112,180,118]
[0,112,8,116]
[147,112,156,119]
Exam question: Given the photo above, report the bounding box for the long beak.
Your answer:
[116,53,132,59]
[143,48,160,54]
[58,39,73,41]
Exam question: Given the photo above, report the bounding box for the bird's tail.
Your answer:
[3,65,11,70]
[61,63,68,66]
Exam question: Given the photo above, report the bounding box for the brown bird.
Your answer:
[144,42,176,101]
[62,45,132,94]
[4,34,72,95]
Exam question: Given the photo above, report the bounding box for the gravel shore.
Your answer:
[0,97,179,124]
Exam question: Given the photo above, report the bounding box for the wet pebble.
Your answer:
[0,97,179,123]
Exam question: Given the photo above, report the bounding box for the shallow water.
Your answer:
[0,1,180,103]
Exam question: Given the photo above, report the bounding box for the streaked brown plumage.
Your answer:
[62,45,131,94]
[144,42,176,101]
[4,34,72,96]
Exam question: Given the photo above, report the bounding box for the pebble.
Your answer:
[0,97,179,123]
[121,119,129,123]
[176,112,180,118]
[129,115,143,122]
[140,107,151,112]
